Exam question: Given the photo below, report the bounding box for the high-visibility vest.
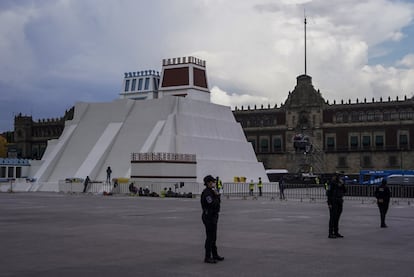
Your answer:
[249,182,254,190]
[217,180,223,189]
[258,181,263,188]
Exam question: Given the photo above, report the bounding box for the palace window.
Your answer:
[375,135,384,148]
[390,111,399,120]
[374,111,382,121]
[260,138,269,153]
[131,79,137,91]
[362,135,371,148]
[351,112,359,122]
[144,78,150,90]
[350,135,358,149]
[336,113,343,123]
[0,167,5,178]
[358,112,366,121]
[8,167,14,178]
[138,78,143,90]
[16,167,21,178]
[342,112,348,123]
[263,118,272,126]
[124,79,130,92]
[326,136,335,150]
[399,133,408,149]
[367,111,374,121]
[400,110,413,120]
[273,137,282,152]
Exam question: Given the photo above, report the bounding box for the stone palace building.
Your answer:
[232,74,414,174]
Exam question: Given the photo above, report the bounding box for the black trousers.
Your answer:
[202,215,218,258]
[329,201,343,235]
[377,203,389,226]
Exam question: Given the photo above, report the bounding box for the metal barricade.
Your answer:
[221,182,414,204]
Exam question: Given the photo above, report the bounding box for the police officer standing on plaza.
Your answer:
[201,175,224,264]
[326,172,347,238]
[258,177,263,196]
[375,178,391,228]
[216,176,223,195]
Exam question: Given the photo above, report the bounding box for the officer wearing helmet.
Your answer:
[201,175,224,263]
[375,178,391,228]
[326,172,347,238]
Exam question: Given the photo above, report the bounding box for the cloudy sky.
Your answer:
[1,0,414,132]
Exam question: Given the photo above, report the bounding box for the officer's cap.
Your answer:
[203,175,216,184]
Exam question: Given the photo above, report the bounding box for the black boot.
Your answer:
[204,257,217,264]
[213,255,224,261]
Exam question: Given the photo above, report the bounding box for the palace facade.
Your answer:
[8,108,74,159]
[232,74,414,174]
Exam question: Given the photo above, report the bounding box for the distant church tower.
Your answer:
[158,56,210,102]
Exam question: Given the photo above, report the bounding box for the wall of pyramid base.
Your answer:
[30,96,268,192]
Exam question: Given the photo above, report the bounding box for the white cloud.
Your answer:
[397,54,414,67]
[211,86,270,109]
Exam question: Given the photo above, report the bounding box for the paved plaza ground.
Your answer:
[0,192,413,277]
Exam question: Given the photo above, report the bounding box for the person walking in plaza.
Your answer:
[279,176,285,200]
[106,166,112,184]
[249,179,254,196]
[258,177,263,196]
[375,178,391,228]
[326,172,347,238]
[83,176,90,193]
[201,175,224,264]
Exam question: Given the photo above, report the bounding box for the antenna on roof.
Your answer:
[304,9,307,75]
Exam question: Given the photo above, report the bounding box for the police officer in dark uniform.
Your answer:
[375,178,391,228]
[326,172,347,238]
[201,175,224,264]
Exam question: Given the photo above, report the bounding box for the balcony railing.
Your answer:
[131,152,196,162]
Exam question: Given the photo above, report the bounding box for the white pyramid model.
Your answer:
[32,56,268,187]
